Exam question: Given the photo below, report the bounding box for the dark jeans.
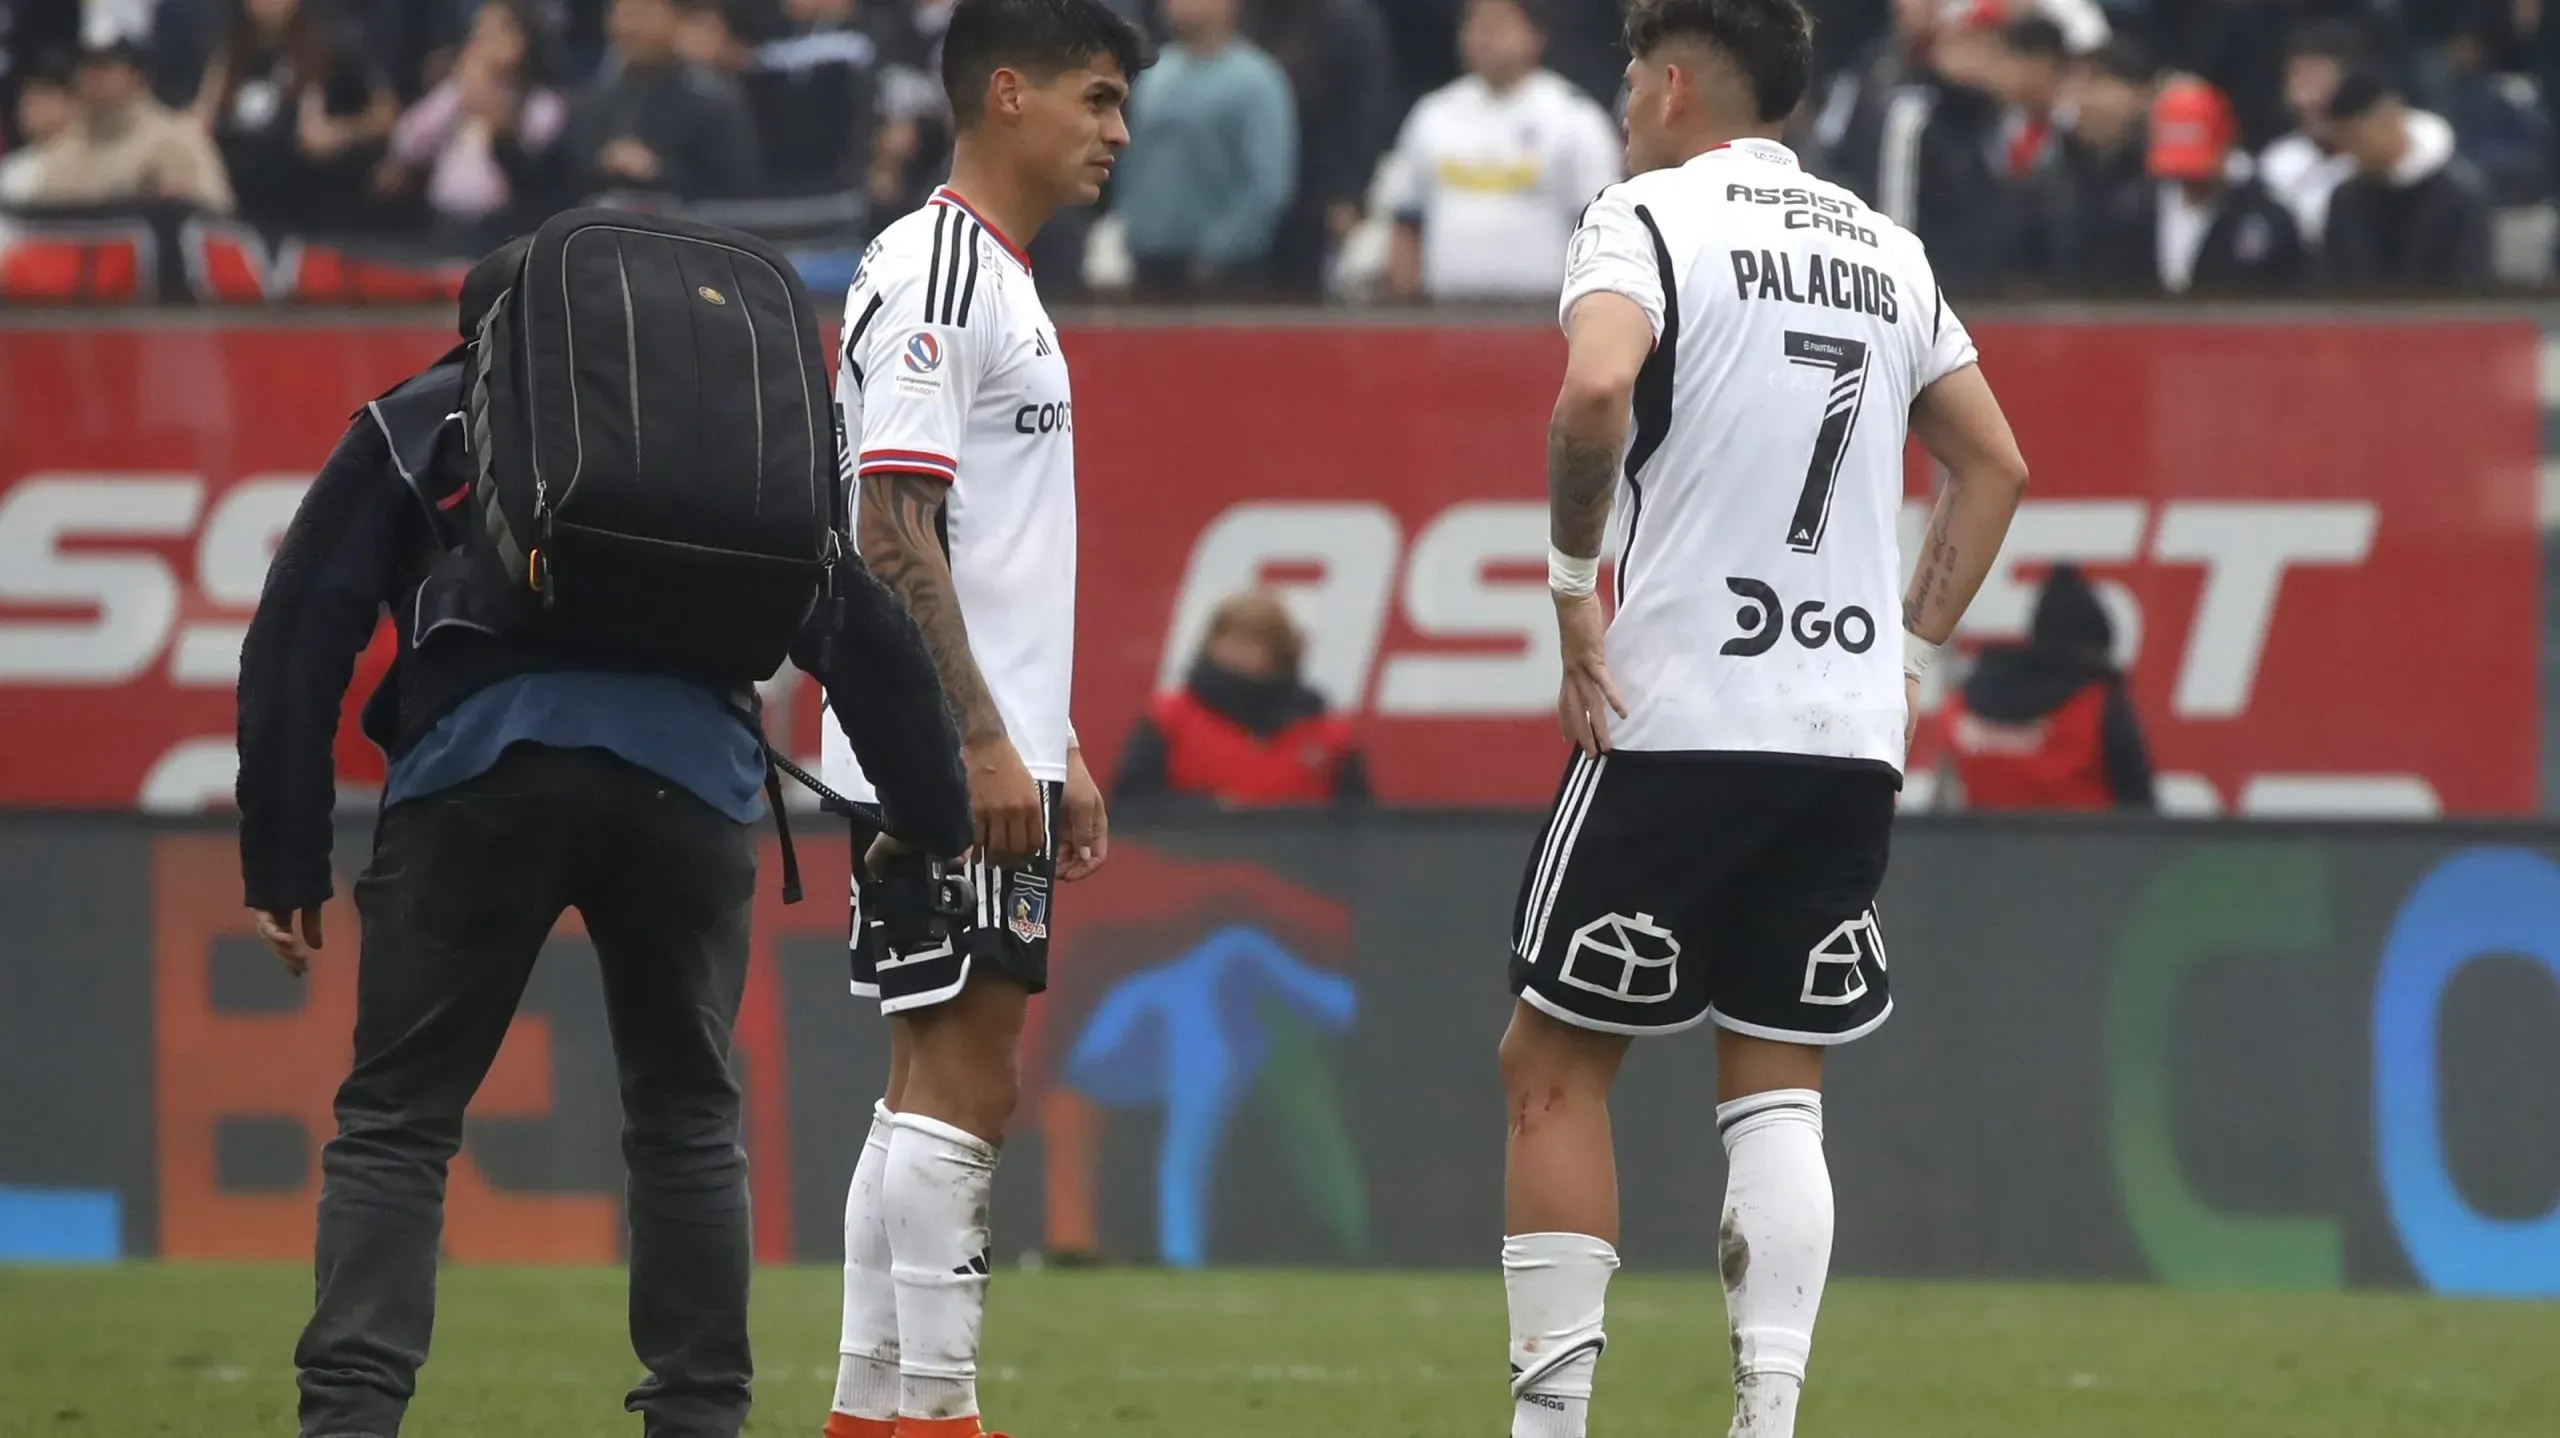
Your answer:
[295,745,759,1438]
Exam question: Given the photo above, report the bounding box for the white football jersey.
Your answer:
[823,187,1077,796]
[1381,70,1624,300]
[1562,138,1977,771]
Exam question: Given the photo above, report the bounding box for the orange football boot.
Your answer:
[895,1418,1010,1438]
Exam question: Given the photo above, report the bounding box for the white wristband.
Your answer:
[1902,628,1942,681]
[1548,547,1600,598]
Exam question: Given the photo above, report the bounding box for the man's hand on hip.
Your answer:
[966,734,1046,867]
[1554,592,1626,755]
[254,905,325,977]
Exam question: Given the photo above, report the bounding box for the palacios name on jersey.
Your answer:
[1727,249,1900,323]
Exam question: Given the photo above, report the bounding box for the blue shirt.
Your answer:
[1113,39,1299,267]
[384,672,769,823]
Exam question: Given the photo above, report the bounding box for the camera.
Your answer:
[873,847,973,949]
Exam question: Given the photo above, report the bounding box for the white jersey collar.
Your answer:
[1699,138,1800,169]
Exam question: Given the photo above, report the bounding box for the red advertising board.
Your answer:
[0,317,2539,815]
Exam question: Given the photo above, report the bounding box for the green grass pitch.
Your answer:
[6,1264,2559,1436]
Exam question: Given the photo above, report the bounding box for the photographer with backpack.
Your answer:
[235,212,971,1438]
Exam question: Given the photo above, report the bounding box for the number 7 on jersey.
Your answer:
[1781,331,1871,554]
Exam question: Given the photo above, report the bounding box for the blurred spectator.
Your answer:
[1113,591,1368,807]
[193,0,399,234]
[0,53,71,201]
[2105,76,2302,292]
[1937,564,2155,812]
[554,0,760,201]
[1,6,84,121]
[1114,0,1298,293]
[2009,36,2151,281]
[1865,0,2015,286]
[861,0,959,211]
[1996,16,2068,180]
[2259,19,2366,245]
[1380,0,1618,302]
[379,0,563,250]
[676,0,752,77]
[2173,0,2394,153]
[0,0,2543,293]
[745,0,923,201]
[24,36,232,208]
[345,0,480,101]
[1810,0,1933,187]
[2320,69,2493,285]
[142,0,222,107]
[1248,0,1394,296]
[2432,10,2549,203]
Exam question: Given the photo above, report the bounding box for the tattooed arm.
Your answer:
[1548,292,1653,560]
[858,471,1003,743]
[1905,363,2030,644]
[857,468,1046,863]
[1548,292,1653,753]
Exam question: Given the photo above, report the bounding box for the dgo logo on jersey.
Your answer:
[1720,577,1877,657]
[1559,912,1681,1004]
[902,332,943,375]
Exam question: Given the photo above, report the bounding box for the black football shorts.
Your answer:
[850,781,1062,1013]
[1508,751,1895,1042]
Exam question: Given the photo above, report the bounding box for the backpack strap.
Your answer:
[465,293,541,598]
[715,681,887,905]
[366,348,470,527]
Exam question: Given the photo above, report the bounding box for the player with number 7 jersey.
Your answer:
[1515,85,1988,1047]
[1494,5,2031,1438]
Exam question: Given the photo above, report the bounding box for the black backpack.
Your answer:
[458,208,839,684]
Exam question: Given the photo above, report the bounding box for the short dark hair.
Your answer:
[2285,18,2370,67]
[2003,16,2067,63]
[941,0,1152,126]
[1475,0,1553,35]
[1623,0,1815,124]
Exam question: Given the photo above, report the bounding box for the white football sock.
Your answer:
[832,1102,901,1421]
[1716,1089,1832,1438]
[1503,1231,1618,1438]
[885,1110,1000,1421]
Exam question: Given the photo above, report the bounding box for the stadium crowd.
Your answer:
[0,0,2550,295]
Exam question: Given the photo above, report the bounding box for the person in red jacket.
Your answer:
[1941,563,2157,810]
[1114,590,1369,805]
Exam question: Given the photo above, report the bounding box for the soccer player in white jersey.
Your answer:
[817,3,1146,1436]
[1495,2,2030,1436]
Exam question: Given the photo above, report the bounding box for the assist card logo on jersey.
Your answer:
[1559,912,1681,1003]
